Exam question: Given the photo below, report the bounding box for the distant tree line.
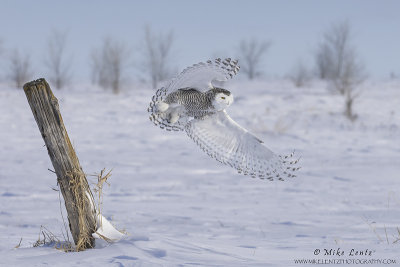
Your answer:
[0,21,388,121]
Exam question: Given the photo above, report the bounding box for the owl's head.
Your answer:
[210,88,234,111]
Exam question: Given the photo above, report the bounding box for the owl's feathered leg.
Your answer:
[155,101,169,112]
[154,101,182,124]
[168,109,180,124]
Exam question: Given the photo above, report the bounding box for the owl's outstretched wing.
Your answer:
[148,58,240,132]
[165,58,240,93]
[185,111,300,180]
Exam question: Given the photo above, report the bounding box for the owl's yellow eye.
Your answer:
[221,97,226,100]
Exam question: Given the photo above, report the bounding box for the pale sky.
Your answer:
[0,0,399,82]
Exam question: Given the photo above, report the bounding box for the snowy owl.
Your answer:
[148,58,300,180]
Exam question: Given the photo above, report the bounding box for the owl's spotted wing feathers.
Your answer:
[185,111,300,180]
[148,58,239,131]
[165,57,240,93]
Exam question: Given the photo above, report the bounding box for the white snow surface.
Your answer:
[0,80,399,266]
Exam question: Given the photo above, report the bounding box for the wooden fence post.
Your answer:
[23,78,96,251]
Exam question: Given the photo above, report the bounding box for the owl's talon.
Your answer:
[168,112,180,124]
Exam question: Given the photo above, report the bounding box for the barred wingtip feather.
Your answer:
[185,111,300,181]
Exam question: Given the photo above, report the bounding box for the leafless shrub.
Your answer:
[91,38,131,94]
[141,26,174,89]
[8,49,33,88]
[315,43,331,80]
[289,60,311,87]
[44,30,72,89]
[0,39,3,80]
[237,39,270,80]
[315,21,367,121]
[389,72,398,80]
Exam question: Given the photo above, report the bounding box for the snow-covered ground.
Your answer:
[0,79,399,266]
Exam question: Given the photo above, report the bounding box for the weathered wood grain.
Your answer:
[24,78,96,251]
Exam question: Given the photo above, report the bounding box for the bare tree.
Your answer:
[141,25,174,89]
[8,49,33,88]
[0,39,3,80]
[314,43,331,79]
[91,38,131,94]
[44,30,72,89]
[0,39,3,57]
[337,52,366,121]
[316,21,367,120]
[237,39,270,80]
[288,60,311,87]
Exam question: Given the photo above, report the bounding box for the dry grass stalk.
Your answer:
[363,217,383,242]
[67,169,96,251]
[93,232,114,243]
[394,228,400,244]
[363,217,400,244]
[33,225,74,252]
[90,169,127,241]
[14,238,22,249]
[57,189,71,246]
[92,168,112,228]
